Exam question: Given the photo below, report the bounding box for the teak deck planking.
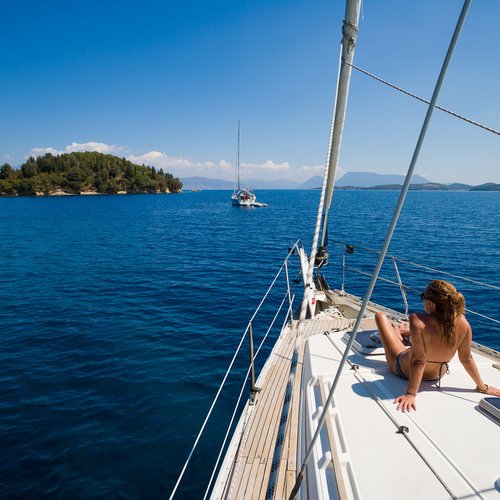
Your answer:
[223,317,353,499]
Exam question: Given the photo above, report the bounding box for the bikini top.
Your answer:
[426,360,450,388]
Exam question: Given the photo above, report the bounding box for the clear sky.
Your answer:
[1,0,498,185]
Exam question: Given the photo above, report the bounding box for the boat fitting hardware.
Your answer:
[248,321,262,405]
[249,386,262,405]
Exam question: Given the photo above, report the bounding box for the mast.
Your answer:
[320,0,361,247]
[300,0,361,320]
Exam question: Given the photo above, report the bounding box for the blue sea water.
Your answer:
[0,190,498,498]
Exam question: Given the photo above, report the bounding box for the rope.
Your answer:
[343,262,500,325]
[222,291,291,496]
[345,61,500,136]
[392,255,409,319]
[300,44,343,320]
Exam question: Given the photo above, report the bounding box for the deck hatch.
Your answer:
[341,329,385,355]
[478,397,500,421]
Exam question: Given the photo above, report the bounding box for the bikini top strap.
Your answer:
[426,360,450,388]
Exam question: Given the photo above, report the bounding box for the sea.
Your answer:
[0,189,498,499]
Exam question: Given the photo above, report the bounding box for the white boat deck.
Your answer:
[211,292,500,499]
[304,331,500,499]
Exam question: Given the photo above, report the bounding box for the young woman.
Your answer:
[375,279,500,412]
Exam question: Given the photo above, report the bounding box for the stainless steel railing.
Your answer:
[170,240,304,499]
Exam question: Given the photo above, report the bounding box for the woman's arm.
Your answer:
[394,313,426,412]
[458,322,500,396]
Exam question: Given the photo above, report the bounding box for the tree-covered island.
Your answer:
[0,152,182,196]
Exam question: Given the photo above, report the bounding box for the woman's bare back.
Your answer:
[401,313,470,380]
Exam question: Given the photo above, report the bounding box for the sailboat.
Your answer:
[172,1,500,498]
[231,122,257,207]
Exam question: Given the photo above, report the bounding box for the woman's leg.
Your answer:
[375,312,407,374]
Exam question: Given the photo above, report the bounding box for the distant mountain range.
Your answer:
[337,172,430,187]
[180,177,234,190]
[180,172,499,191]
[180,176,303,190]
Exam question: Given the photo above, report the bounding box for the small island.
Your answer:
[0,152,182,196]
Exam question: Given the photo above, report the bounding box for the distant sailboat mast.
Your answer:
[237,121,241,191]
[231,121,259,207]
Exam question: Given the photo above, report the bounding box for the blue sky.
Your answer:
[1,0,498,184]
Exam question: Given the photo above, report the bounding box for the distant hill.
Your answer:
[248,178,301,189]
[180,177,234,190]
[299,176,323,189]
[364,183,454,191]
[180,176,301,190]
[337,171,430,187]
[179,174,499,191]
[340,182,500,191]
[445,183,472,191]
[297,172,431,189]
[470,183,500,191]
[0,152,182,196]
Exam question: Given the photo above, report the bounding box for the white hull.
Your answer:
[231,189,257,206]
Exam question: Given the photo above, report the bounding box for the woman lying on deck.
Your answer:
[375,279,500,412]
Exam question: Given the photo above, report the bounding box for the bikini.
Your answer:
[425,360,451,388]
[395,350,409,379]
[395,349,450,388]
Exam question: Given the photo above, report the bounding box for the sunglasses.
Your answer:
[420,292,427,300]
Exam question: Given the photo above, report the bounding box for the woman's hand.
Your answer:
[394,393,417,412]
[485,385,500,397]
[391,322,410,338]
[396,322,410,336]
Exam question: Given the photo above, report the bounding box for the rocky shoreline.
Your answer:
[25,188,178,197]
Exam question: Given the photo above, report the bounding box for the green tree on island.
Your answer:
[0,152,182,196]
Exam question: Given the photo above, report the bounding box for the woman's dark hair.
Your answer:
[423,280,465,346]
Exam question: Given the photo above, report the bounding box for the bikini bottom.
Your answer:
[395,349,409,379]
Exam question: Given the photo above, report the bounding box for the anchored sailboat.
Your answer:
[231,122,258,207]
[172,1,500,498]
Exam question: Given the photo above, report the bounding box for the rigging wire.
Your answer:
[345,61,500,136]
[335,238,500,323]
[170,242,301,499]
[202,289,294,499]
[393,256,500,290]
[290,1,473,497]
[331,238,500,291]
[168,325,249,500]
